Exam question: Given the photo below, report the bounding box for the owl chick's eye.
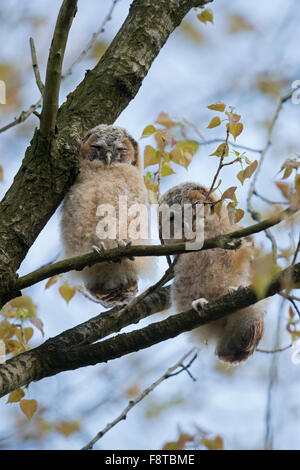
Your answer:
[115,142,128,152]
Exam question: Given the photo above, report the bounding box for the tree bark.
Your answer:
[0,262,299,399]
[0,0,212,307]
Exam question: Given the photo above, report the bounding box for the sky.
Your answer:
[0,0,299,450]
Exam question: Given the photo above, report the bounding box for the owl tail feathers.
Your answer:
[87,279,138,308]
[216,317,264,364]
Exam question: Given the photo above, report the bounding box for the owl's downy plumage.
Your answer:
[159,182,267,364]
[61,125,152,308]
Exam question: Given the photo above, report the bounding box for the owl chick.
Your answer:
[61,124,152,308]
[158,182,267,364]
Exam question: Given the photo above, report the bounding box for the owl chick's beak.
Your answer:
[106,152,112,165]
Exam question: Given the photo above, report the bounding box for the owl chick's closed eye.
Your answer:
[61,124,152,308]
[158,182,267,364]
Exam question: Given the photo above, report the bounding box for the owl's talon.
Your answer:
[125,240,133,248]
[93,242,105,254]
[192,298,208,315]
[117,239,126,248]
[228,285,243,294]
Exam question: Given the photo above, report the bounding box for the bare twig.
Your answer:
[207,127,230,197]
[256,344,292,354]
[0,98,42,134]
[253,190,289,206]
[292,236,300,265]
[40,0,78,137]
[81,349,196,450]
[0,1,119,135]
[247,92,293,259]
[199,138,263,154]
[62,0,120,79]
[29,37,44,95]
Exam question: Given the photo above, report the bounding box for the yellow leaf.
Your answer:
[141,125,157,139]
[30,316,44,337]
[2,295,37,319]
[45,275,60,289]
[229,15,255,33]
[244,160,258,178]
[275,181,290,199]
[15,327,33,344]
[0,166,3,181]
[59,284,76,304]
[144,145,160,168]
[161,161,175,177]
[155,112,176,128]
[56,420,80,437]
[179,21,204,43]
[209,143,229,157]
[7,388,25,403]
[251,253,281,299]
[207,116,221,128]
[213,201,223,219]
[197,8,214,24]
[234,208,244,224]
[207,102,226,112]
[202,435,223,450]
[227,122,243,140]
[222,186,237,200]
[20,399,38,421]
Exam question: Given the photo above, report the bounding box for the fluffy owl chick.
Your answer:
[158,182,267,364]
[61,124,152,308]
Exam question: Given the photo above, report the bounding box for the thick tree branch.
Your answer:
[0,0,213,307]
[0,262,299,399]
[16,206,297,292]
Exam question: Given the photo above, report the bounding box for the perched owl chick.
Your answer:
[61,125,152,308]
[158,182,267,364]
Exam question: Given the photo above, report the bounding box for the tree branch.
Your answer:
[15,205,297,293]
[0,262,299,399]
[39,0,78,137]
[0,0,213,306]
[82,349,196,450]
